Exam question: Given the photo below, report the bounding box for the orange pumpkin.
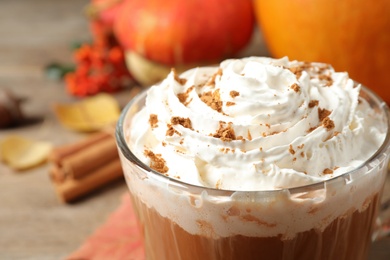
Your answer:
[254,0,390,103]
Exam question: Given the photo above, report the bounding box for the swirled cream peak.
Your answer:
[129,57,387,191]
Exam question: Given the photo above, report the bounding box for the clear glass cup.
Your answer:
[116,85,390,260]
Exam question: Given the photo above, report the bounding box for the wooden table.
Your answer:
[0,1,389,259]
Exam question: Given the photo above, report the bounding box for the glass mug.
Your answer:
[116,85,390,260]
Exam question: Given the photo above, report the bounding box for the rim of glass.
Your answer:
[116,84,390,195]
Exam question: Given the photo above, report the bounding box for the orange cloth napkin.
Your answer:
[68,194,145,260]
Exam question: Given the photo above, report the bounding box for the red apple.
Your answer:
[114,0,255,66]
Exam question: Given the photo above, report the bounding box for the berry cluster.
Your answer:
[65,34,132,97]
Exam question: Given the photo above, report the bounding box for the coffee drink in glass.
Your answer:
[116,57,390,260]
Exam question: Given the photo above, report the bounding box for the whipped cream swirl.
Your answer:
[128,57,386,191]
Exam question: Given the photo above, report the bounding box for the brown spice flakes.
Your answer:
[310,108,335,132]
[206,68,223,86]
[226,101,235,106]
[322,117,335,131]
[318,108,334,131]
[177,93,187,104]
[149,114,158,128]
[166,124,181,136]
[178,86,194,106]
[290,83,300,93]
[200,89,223,113]
[323,168,333,175]
[318,108,331,122]
[288,62,313,79]
[288,66,303,79]
[237,136,245,141]
[247,130,252,141]
[220,148,230,153]
[318,74,333,86]
[144,150,169,174]
[307,126,318,133]
[308,100,319,108]
[175,149,185,154]
[289,145,296,155]
[318,64,331,72]
[171,116,193,129]
[213,121,236,142]
[220,147,236,154]
[171,68,187,85]
[333,131,340,137]
[230,90,240,98]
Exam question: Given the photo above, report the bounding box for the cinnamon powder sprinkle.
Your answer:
[200,89,223,112]
[206,68,223,86]
[318,74,333,86]
[237,136,245,141]
[166,124,181,136]
[318,108,331,122]
[318,108,334,131]
[172,68,187,85]
[307,126,318,133]
[308,100,319,108]
[177,93,187,104]
[288,62,313,79]
[230,90,240,98]
[288,67,303,79]
[213,121,236,142]
[247,130,252,141]
[322,117,335,131]
[289,145,296,155]
[290,83,300,93]
[171,116,193,129]
[144,150,169,174]
[323,168,333,175]
[149,114,158,128]
[178,86,194,105]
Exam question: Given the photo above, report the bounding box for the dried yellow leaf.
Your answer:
[0,135,52,171]
[53,94,120,132]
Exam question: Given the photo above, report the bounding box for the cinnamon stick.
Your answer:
[54,159,123,203]
[49,131,112,165]
[61,136,119,179]
[49,164,67,183]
